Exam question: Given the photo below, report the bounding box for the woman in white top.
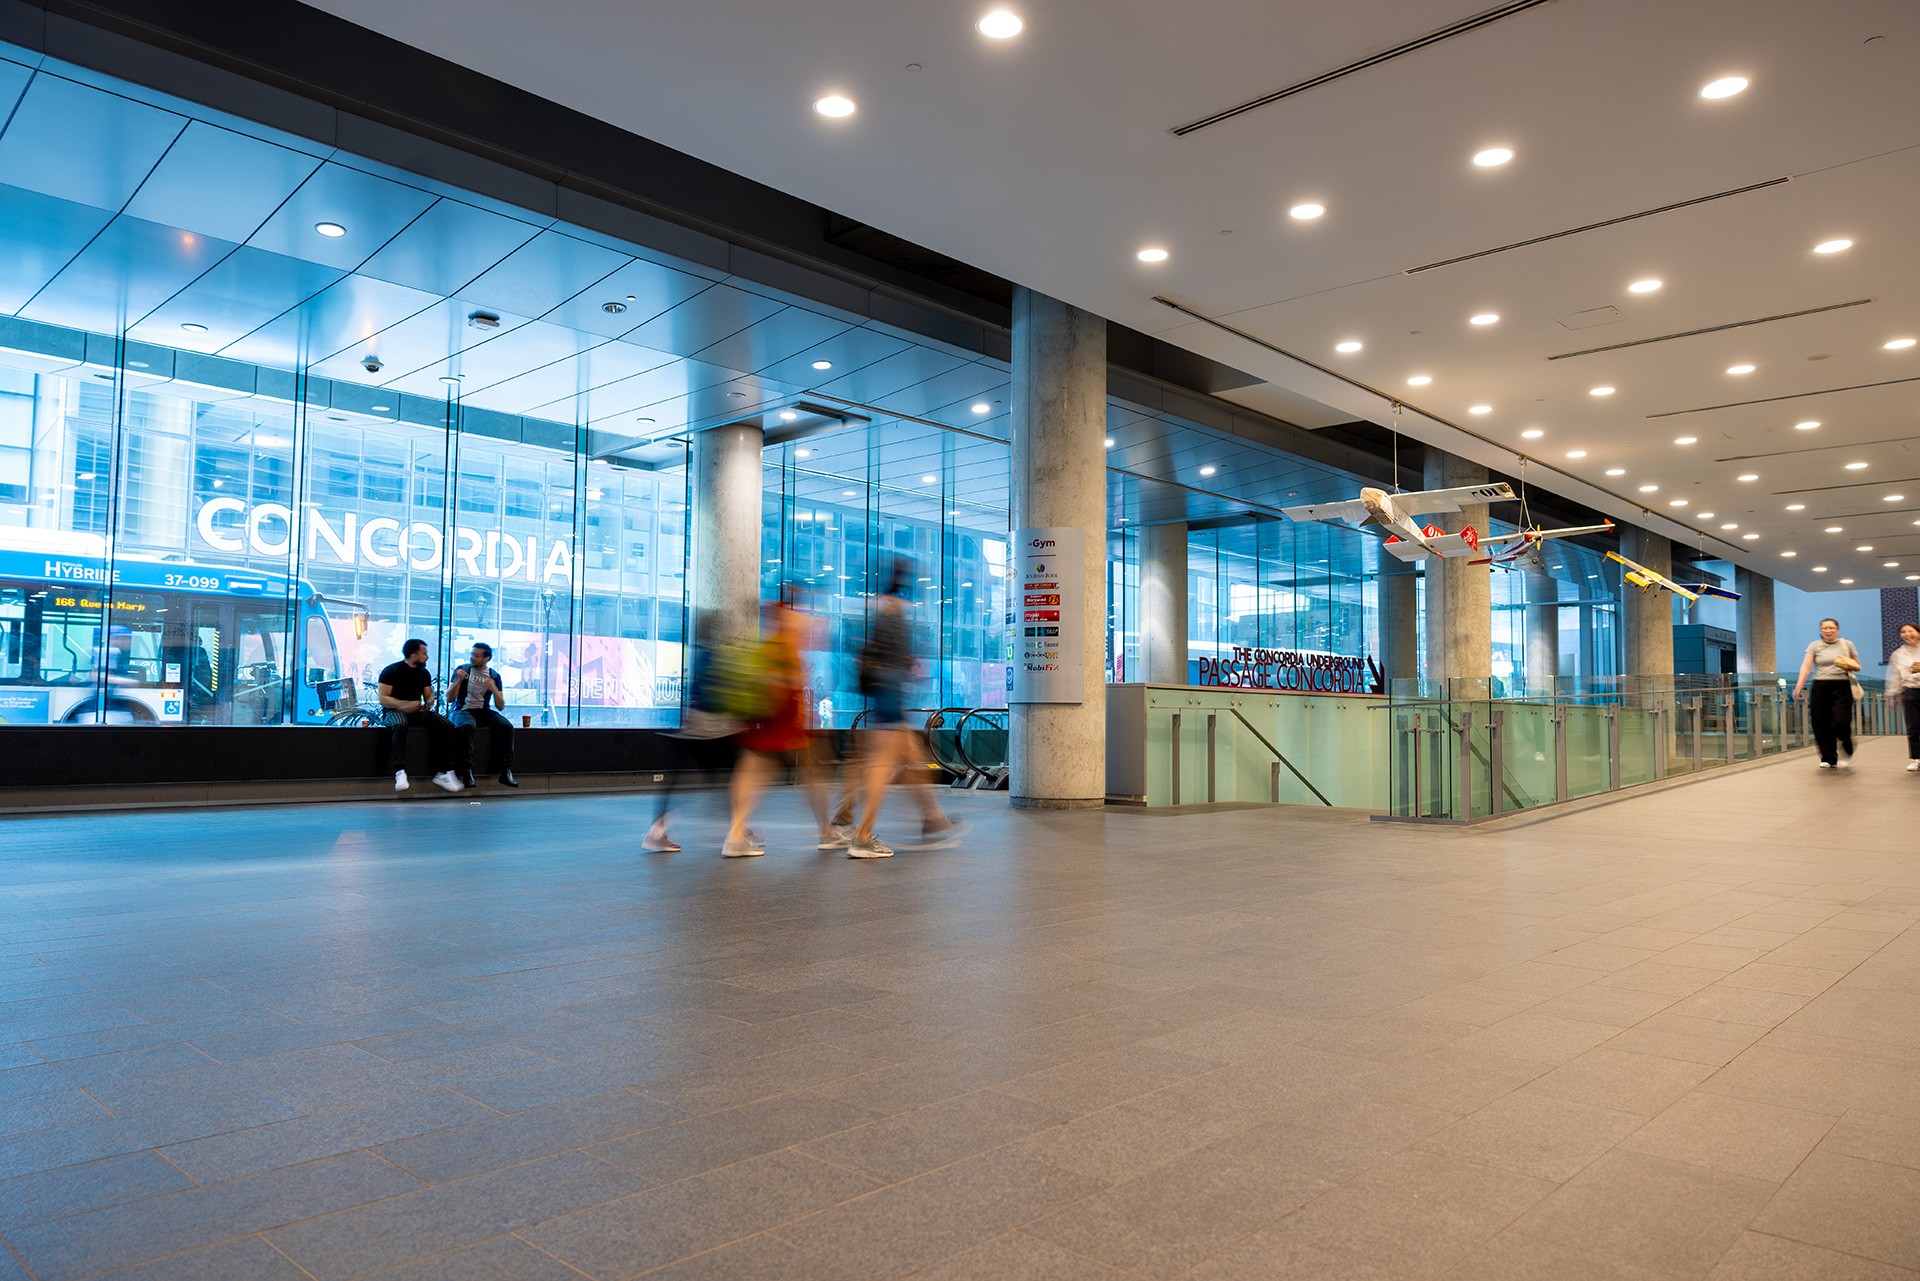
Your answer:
[1885,622,1920,771]
[1793,617,1861,769]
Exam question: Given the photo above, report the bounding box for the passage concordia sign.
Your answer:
[1010,526,1083,703]
[195,498,577,584]
[1197,646,1384,694]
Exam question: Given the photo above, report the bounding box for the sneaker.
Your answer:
[1907,760,1918,772]
[1818,761,1833,769]
[498,770,519,788]
[831,822,856,844]
[394,769,410,792]
[919,816,969,849]
[817,831,851,851]
[849,837,895,859]
[432,770,464,792]
[1837,758,1852,771]
[722,837,765,858]
[460,771,477,789]
[642,822,681,853]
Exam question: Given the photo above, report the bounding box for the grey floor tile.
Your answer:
[358,1233,590,1280]
[0,1089,109,1140]
[266,1151,644,1281]
[1619,1092,1837,1182]
[0,1091,304,1180]
[1705,1231,1919,1280]
[629,1234,862,1280]
[73,1234,310,1281]
[908,1231,1139,1280]
[161,1089,501,1184]
[1180,1229,1404,1280]
[373,1088,680,1183]
[1750,1149,1920,1270]
[0,1150,197,1230]
[589,1090,880,1184]
[1444,1229,1687,1280]
[1820,1109,1920,1172]
[796,1089,1068,1182]
[1417,1092,1644,1183]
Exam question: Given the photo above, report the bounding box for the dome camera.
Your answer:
[361,355,384,374]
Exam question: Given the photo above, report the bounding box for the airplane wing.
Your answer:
[1422,531,1483,559]
[1380,537,1431,562]
[1387,482,1516,516]
[1478,520,1616,547]
[1279,498,1373,524]
[1679,583,1742,602]
[1606,551,1700,603]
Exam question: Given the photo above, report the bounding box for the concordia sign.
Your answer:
[194,498,577,584]
[1196,645,1384,694]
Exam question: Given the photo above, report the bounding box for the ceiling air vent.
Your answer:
[1556,307,1623,331]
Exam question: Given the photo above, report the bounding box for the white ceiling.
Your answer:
[298,0,1920,590]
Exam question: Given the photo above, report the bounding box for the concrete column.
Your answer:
[1140,521,1189,684]
[1376,543,1418,692]
[1620,526,1674,679]
[1420,451,1492,693]
[1009,287,1107,809]
[1735,568,1777,674]
[1525,565,1560,693]
[689,422,764,655]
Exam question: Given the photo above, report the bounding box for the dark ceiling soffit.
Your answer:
[1546,299,1873,360]
[1170,0,1558,137]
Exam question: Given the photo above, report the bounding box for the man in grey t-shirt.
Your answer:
[1793,617,1860,768]
[448,642,518,788]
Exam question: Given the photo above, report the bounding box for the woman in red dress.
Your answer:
[723,590,833,857]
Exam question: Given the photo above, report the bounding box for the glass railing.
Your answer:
[1110,675,1894,819]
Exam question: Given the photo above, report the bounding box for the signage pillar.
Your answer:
[1421,450,1492,694]
[1735,567,1776,675]
[1009,287,1106,808]
[1141,521,1188,684]
[689,422,764,657]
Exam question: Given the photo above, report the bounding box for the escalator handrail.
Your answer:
[952,706,1009,778]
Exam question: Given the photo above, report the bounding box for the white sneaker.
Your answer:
[394,770,410,792]
[1818,762,1833,769]
[849,837,895,860]
[432,770,464,792]
[642,822,681,853]
[1837,755,1853,771]
[1906,760,1918,772]
[817,831,852,851]
[722,837,765,858]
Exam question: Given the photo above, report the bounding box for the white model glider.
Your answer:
[1280,483,1516,561]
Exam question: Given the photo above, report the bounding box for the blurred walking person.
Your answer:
[847,560,963,859]
[644,616,740,853]
[1886,621,1920,772]
[722,587,834,857]
[1793,616,1862,770]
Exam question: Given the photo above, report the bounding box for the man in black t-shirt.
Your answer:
[377,639,463,793]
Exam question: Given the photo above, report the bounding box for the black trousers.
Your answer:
[1809,680,1855,765]
[1904,688,1920,760]
[389,709,458,774]
[450,707,515,773]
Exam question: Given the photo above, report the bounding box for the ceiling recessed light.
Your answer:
[1742,532,1760,540]
[1334,340,1363,353]
[1737,473,1759,482]
[1813,238,1853,254]
[1590,386,1615,396]
[1885,561,1901,568]
[920,474,937,485]
[1407,375,1432,386]
[1813,566,1828,572]
[1795,420,1820,430]
[813,94,857,118]
[1639,484,1659,493]
[1786,503,1805,511]
[1605,467,1626,476]
[1473,147,1514,167]
[439,375,462,386]
[976,9,1023,38]
[1726,363,1756,375]
[1674,436,1697,445]
[313,221,346,238]
[1199,465,1217,477]
[1826,526,1844,533]
[1469,404,1492,415]
[811,359,833,371]
[1909,575,1920,581]
[842,489,857,498]
[795,448,811,458]
[1136,247,1169,263]
[1628,278,1663,293]
[1698,512,1716,519]
[1887,494,1906,502]
[1668,499,1688,507]
[1840,578,1855,584]
[180,322,208,334]
[1781,550,1797,557]
[1566,450,1587,459]
[1885,337,1917,350]
[1856,545,1874,552]
[1288,202,1325,220]
[1845,461,1869,470]
[1469,313,1499,326]
[1521,428,1545,439]
[1103,438,1115,448]
[970,402,992,415]
[1699,75,1750,99]
[371,404,390,412]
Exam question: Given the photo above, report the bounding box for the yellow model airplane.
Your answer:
[1606,551,1741,603]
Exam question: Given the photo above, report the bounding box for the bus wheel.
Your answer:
[63,699,156,725]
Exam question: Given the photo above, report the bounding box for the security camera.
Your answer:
[361,355,383,374]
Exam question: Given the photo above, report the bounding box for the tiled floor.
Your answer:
[1,742,1917,1280]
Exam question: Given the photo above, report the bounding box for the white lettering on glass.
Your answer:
[195,498,580,583]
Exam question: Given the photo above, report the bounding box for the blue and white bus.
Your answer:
[0,531,364,725]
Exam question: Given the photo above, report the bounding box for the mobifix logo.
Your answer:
[1028,538,1056,549]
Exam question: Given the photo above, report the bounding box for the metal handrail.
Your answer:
[1225,708,1332,806]
[951,707,1009,779]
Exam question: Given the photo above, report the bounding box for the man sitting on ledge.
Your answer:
[378,638,463,794]
[448,641,518,789]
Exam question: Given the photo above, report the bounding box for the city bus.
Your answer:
[0,531,364,725]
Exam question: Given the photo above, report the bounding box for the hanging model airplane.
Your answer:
[1606,551,1742,603]
[1280,483,1516,561]
[1471,520,1618,566]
